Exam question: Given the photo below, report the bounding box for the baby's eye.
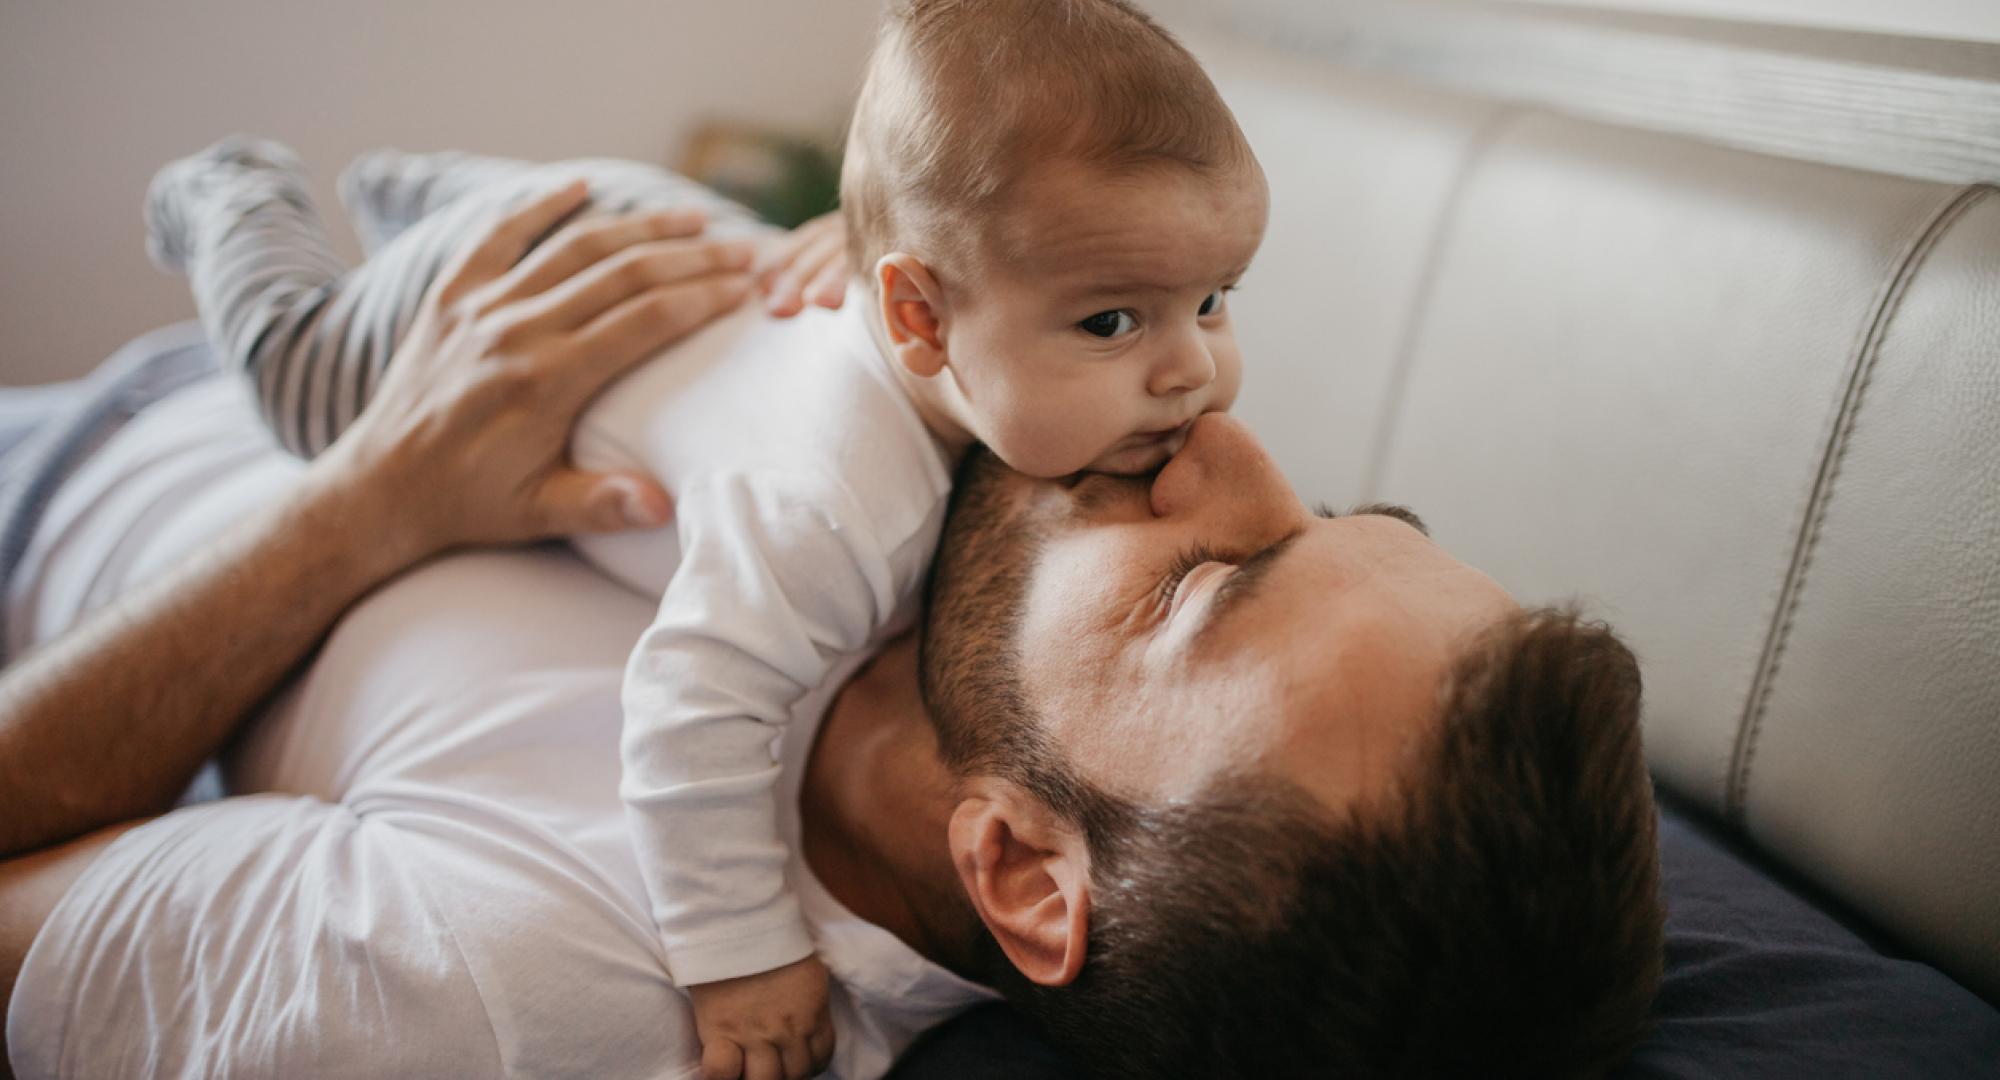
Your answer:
[1079,310,1138,339]
[1198,290,1227,317]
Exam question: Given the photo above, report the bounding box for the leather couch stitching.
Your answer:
[1725,183,1996,824]
[1359,104,1520,502]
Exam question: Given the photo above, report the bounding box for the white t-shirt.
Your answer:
[5,375,994,1078]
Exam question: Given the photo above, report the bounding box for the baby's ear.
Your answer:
[875,253,948,378]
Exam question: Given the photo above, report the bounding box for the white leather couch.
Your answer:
[1208,41,1999,1004]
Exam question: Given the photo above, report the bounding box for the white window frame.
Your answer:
[1499,0,2000,45]
[1188,0,2000,185]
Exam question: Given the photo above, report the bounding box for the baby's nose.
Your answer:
[1148,339,1218,398]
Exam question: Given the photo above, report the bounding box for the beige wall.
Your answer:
[0,0,881,385]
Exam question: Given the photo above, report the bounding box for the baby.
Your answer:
[145,1,1268,1077]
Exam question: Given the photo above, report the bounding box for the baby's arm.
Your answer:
[624,470,900,1079]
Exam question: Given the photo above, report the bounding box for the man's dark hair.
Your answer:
[941,605,1666,1079]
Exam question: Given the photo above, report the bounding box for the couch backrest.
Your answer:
[1207,39,2000,1002]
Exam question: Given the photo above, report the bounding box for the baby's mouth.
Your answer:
[1090,421,1196,475]
[1144,419,1197,456]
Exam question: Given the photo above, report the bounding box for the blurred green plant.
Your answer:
[681,123,842,228]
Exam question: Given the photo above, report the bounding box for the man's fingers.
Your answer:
[435,179,590,305]
[531,469,672,537]
[700,1036,746,1080]
[519,236,755,335]
[487,207,709,310]
[561,272,751,395]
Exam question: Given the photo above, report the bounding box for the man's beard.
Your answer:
[917,447,1046,776]
[912,447,1069,989]
[917,451,1185,1012]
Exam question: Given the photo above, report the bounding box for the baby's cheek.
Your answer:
[1208,341,1246,412]
[994,424,1100,478]
[1055,400,1135,470]
[982,399,1111,477]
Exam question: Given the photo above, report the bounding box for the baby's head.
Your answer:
[843,0,1268,477]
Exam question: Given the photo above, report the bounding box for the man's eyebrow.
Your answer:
[1199,528,1305,636]
[1313,501,1431,537]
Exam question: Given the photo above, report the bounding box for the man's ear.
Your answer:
[948,785,1091,987]
[875,253,948,378]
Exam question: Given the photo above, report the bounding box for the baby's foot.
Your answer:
[145,135,312,272]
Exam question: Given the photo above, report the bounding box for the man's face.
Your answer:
[924,413,1519,813]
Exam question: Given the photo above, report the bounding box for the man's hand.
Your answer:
[755,210,849,318]
[688,955,836,1080]
[319,179,757,568]
[0,179,761,1077]
[0,179,756,858]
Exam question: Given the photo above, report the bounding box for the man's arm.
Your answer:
[0,178,754,857]
[0,179,753,1077]
[0,469,429,854]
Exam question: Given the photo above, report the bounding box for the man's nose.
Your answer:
[1149,413,1298,523]
[1147,336,1217,398]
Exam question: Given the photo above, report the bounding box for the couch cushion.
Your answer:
[1191,38,2000,1001]
[1366,110,1958,818]
[1203,40,1502,506]
[1732,187,2000,1001]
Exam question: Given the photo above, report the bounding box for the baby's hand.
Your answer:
[754,210,849,318]
[688,955,836,1080]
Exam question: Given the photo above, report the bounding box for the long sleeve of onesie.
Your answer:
[621,467,908,986]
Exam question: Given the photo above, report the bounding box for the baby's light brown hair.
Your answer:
[841,0,1257,290]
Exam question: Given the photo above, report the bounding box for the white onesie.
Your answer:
[143,142,958,984]
[570,296,957,985]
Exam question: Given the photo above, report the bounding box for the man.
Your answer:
[0,192,1664,1078]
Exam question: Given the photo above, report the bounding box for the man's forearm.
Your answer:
[0,185,750,859]
[0,466,418,855]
